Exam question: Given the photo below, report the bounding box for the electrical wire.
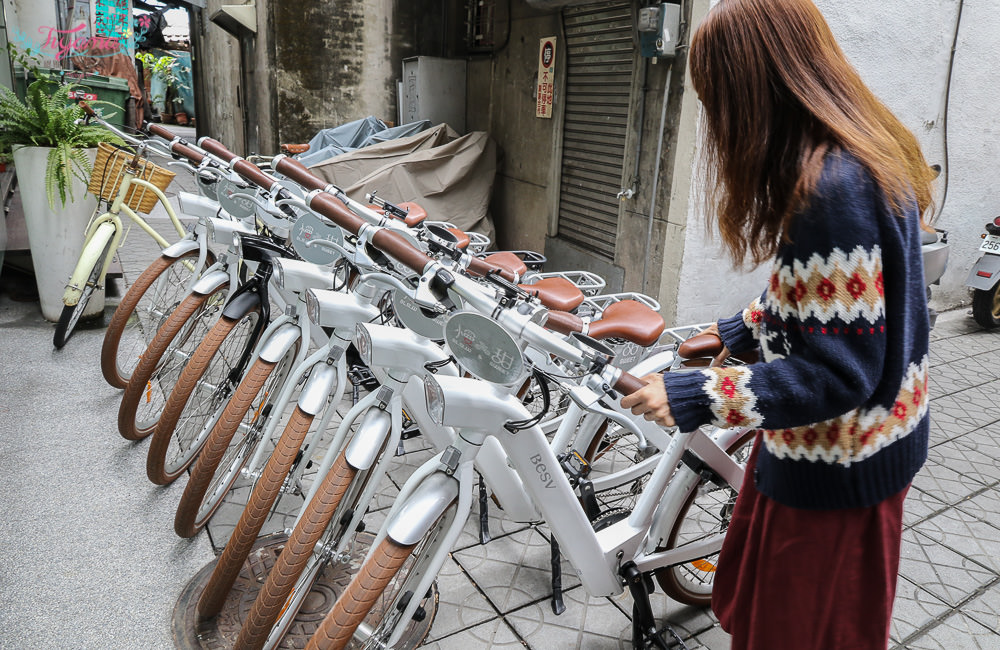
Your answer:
[935,0,965,223]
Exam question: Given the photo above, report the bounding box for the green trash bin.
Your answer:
[12,67,130,127]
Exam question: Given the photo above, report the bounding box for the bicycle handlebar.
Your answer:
[274,155,326,192]
[146,122,177,142]
[198,137,239,164]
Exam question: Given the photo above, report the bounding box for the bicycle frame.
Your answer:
[63,172,186,306]
[363,372,746,648]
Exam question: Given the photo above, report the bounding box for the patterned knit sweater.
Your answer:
[664,151,930,509]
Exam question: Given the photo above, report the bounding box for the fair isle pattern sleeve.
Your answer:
[716,295,764,355]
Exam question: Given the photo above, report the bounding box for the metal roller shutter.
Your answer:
[557,1,635,259]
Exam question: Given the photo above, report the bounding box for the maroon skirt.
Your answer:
[712,433,907,650]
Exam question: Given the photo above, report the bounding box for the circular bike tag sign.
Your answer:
[391,280,463,340]
[443,311,525,386]
[216,176,257,219]
[291,212,344,265]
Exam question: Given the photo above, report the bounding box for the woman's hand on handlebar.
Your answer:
[620,374,675,428]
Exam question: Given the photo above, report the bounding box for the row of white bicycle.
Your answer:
[81,104,752,650]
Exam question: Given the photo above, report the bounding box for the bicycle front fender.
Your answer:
[191,268,230,295]
[257,322,302,364]
[160,237,200,259]
[62,222,118,306]
[386,472,460,546]
[221,284,261,320]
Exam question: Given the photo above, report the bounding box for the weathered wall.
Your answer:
[471,2,560,252]
[196,0,246,155]
[673,0,1000,323]
[270,0,454,148]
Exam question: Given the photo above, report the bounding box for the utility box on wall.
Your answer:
[399,56,467,133]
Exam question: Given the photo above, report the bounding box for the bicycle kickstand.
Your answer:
[621,562,688,650]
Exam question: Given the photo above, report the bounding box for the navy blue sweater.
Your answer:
[664,151,929,509]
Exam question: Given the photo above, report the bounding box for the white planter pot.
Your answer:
[12,146,104,322]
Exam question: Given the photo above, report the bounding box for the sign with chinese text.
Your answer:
[95,0,130,39]
[536,37,556,119]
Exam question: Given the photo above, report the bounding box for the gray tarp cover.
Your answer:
[306,124,497,242]
[296,116,432,168]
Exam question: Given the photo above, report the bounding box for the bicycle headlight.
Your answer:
[424,374,445,427]
[273,259,285,289]
[355,323,373,366]
[306,289,321,324]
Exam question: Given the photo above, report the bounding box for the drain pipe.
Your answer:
[618,60,649,202]
[641,64,673,292]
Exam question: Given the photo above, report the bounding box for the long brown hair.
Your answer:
[689,0,934,266]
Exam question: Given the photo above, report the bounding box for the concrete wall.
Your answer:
[673,0,999,323]
[469,2,560,252]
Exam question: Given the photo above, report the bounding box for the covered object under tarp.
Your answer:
[306,124,497,243]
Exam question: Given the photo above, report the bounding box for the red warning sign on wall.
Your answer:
[536,37,557,119]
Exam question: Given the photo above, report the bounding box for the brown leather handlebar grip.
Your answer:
[544,310,584,335]
[170,142,205,166]
[466,256,516,283]
[199,138,238,163]
[371,229,433,274]
[614,371,647,396]
[677,333,724,360]
[78,100,97,117]
[232,159,276,191]
[273,156,326,193]
[145,122,176,141]
[308,192,367,235]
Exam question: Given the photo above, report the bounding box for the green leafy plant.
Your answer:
[135,53,188,108]
[0,78,125,209]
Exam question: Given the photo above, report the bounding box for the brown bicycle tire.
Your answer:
[174,356,279,538]
[117,289,213,441]
[143,284,230,481]
[655,429,755,606]
[151,314,246,477]
[101,250,205,389]
[306,536,415,650]
[197,407,316,619]
[231,450,359,649]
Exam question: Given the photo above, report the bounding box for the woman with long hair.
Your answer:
[621,0,933,647]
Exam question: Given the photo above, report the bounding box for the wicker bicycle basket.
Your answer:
[87,142,176,214]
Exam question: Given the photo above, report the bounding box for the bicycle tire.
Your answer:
[305,501,453,650]
[197,407,315,619]
[101,249,210,388]
[174,342,299,538]
[229,450,360,649]
[117,284,226,442]
[152,310,260,484]
[138,284,230,463]
[53,235,114,349]
[655,429,756,606]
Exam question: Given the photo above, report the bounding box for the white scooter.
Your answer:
[965,215,1000,329]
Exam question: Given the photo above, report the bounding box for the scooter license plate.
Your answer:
[980,234,1000,253]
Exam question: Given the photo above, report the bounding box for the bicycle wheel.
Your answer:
[306,500,455,650]
[118,283,228,442]
[655,430,755,606]
[151,309,261,485]
[101,249,212,388]
[197,406,316,619]
[231,445,391,650]
[53,235,115,349]
[174,340,299,538]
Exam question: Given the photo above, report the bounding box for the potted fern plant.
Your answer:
[0,70,125,321]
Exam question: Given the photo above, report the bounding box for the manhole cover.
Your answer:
[173,532,437,649]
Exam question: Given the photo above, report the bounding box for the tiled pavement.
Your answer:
[3,162,1000,648]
